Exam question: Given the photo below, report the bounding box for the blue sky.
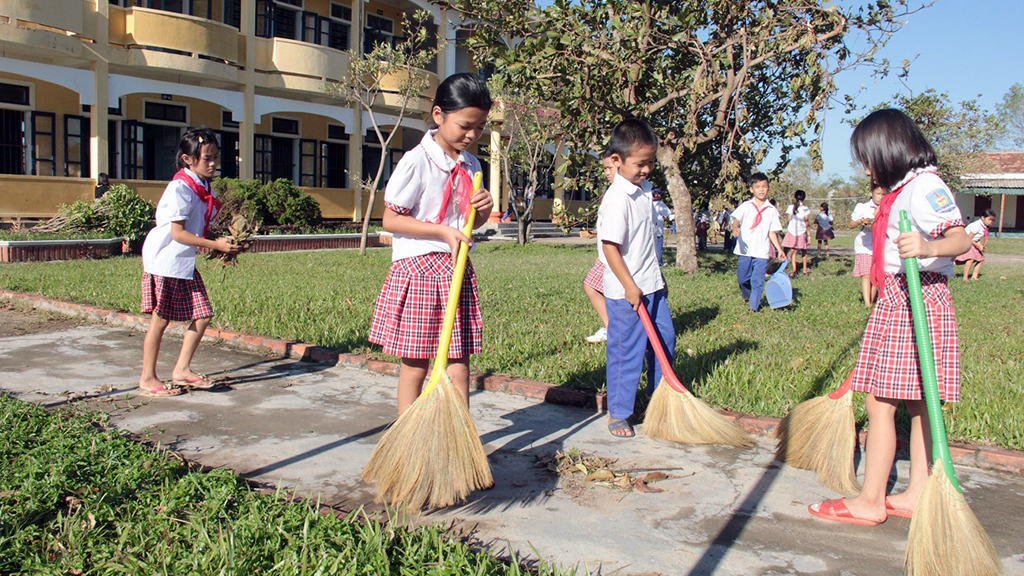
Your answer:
[807,0,1024,178]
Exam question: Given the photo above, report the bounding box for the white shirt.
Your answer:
[785,203,811,236]
[383,130,483,261]
[881,167,964,277]
[142,169,217,279]
[851,200,878,255]
[731,199,782,258]
[815,211,833,230]
[964,219,988,242]
[596,173,664,299]
[652,200,672,238]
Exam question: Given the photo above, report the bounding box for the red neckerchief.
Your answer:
[421,144,472,224]
[750,200,770,229]
[172,168,221,237]
[869,168,936,289]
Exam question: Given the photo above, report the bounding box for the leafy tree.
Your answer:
[489,77,563,243]
[327,11,438,254]
[457,0,919,272]
[994,82,1024,150]
[856,89,998,192]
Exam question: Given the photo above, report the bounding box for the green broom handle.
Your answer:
[899,210,961,493]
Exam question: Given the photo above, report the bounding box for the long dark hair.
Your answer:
[820,202,830,215]
[429,73,492,128]
[791,189,806,218]
[175,126,219,170]
[850,108,937,190]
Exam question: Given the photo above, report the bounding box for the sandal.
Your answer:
[608,419,635,438]
[171,374,216,390]
[138,383,183,397]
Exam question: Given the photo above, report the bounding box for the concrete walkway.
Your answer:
[1,305,1022,576]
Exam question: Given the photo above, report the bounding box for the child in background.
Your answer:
[809,108,970,526]
[954,209,997,281]
[583,152,618,343]
[138,126,239,397]
[730,173,786,312]
[849,186,885,307]
[597,119,676,438]
[652,191,673,264]
[368,73,495,414]
[782,189,811,275]
[815,202,835,257]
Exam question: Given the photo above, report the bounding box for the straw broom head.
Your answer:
[905,466,1000,576]
[361,372,493,511]
[774,391,861,495]
[644,379,752,446]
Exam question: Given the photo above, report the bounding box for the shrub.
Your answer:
[212,178,322,228]
[98,184,155,241]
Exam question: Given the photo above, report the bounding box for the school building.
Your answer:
[0,0,575,224]
[957,151,1024,237]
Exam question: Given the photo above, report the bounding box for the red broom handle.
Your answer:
[637,302,691,396]
[827,371,854,400]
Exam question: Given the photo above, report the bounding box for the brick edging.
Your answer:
[2,289,1021,476]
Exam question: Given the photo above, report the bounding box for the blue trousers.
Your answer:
[605,289,676,420]
[655,235,664,266]
[737,255,768,311]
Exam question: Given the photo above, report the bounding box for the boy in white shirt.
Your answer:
[730,173,786,312]
[597,119,676,438]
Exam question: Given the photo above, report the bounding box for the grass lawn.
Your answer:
[1,242,1023,449]
[0,395,567,575]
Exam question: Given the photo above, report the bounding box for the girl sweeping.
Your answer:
[809,108,970,526]
[954,209,997,281]
[138,126,238,397]
[814,202,834,257]
[582,152,618,343]
[782,189,811,275]
[368,73,494,414]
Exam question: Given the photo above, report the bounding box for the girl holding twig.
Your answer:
[368,73,494,414]
[138,126,238,397]
[815,202,834,257]
[782,189,811,275]
[954,209,996,281]
[809,109,970,526]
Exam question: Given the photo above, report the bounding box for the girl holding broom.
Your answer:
[138,126,238,397]
[809,109,970,526]
[368,73,494,414]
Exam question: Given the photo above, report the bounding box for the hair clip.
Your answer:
[198,136,204,144]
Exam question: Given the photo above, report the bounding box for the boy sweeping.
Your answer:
[597,119,677,438]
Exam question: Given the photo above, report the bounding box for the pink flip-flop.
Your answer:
[137,383,183,397]
[172,374,216,390]
[885,498,913,519]
[808,498,884,526]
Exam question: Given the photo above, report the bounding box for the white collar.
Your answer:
[420,130,472,171]
[610,172,652,196]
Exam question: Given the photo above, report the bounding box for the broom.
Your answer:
[899,210,999,576]
[361,172,493,511]
[774,370,861,495]
[638,303,752,446]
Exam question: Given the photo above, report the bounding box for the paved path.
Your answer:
[2,306,1022,575]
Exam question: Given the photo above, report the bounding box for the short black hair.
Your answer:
[851,108,937,190]
[981,208,997,218]
[749,172,769,187]
[176,126,219,169]
[606,118,658,159]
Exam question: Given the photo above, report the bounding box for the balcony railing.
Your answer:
[116,6,240,66]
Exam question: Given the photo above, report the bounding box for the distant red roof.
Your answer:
[968,151,1024,174]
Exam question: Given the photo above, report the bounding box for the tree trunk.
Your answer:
[657,144,698,274]
[358,186,376,255]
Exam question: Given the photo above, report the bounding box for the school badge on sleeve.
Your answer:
[926,188,956,213]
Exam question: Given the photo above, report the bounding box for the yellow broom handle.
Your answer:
[421,172,482,396]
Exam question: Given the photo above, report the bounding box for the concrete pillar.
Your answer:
[349,0,365,221]
[238,0,256,180]
[89,1,109,178]
[488,123,502,222]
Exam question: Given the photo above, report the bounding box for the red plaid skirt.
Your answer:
[954,245,985,264]
[852,253,872,277]
[141,271,214,322]
[369,252,483,359]
[782,232,810,250]
[583,258,605,291]
[851,272,959,402]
